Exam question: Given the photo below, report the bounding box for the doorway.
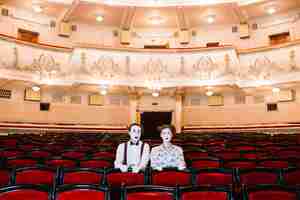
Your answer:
[140,111,172,139]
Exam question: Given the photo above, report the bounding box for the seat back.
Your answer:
[80,159,112,169]
[106,170,145,187]
[191,158,220,169]
[13,167,57,185]
[0,185,50,200]
[55,185,108,200]
[179,186,232,200]
[194,169,234,186]
[244,185,299,200]
[282,168,300,185]
[237,168,280,185]
[0,169,10,186]
[151,169,191,187]
[123,185,175,200]
[61,168,103,185]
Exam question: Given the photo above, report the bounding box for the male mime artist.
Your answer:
[114,123,150,173]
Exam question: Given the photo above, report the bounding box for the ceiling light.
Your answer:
[96,15,104,22]
[152,91,159,97]
[207,15,216,24]
[32,5,43,13]
[206,90,214,96]
[267,6,276,15]
[272,87,280,93]
[32,85,40,92]
[148,15,165,25]
[100,89,107,95]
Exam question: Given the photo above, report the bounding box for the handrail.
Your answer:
[1,32,300,54]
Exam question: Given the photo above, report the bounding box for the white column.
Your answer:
[174,93,183,133]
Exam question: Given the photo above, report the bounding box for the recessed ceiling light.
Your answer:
[207,15,216,24]
[32,5,43,13]
[152,91,159,97]
[32,85,40,92]
[267,6,276,15]
[272,87,280,93]
[100,89,107,95]
[206,90,214,96]
[96,15,104,22]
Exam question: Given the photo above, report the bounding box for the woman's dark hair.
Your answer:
[158,124,176,135]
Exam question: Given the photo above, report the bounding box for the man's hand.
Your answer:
[120,165,128,172]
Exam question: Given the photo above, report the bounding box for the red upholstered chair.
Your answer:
[258,160,289,169]
[282,168,300,185]
[91,151,115,159]
[151,169,192,187]
[224,159,256,169]
[29,150,52,159]
[106,169,145,187]
[1,150,24,158]
[45,158,77,168]
[179,185,233,200]
[244,185,299,200]
[79,159,112,169]
[61,168,104,185]
[55,185,109,200]
[193,168,234,186]
[123,185,176,200]
[0,169,10,186]
[215,151,240,161]
[185,151,210,160]
[6,157,39,168]
[277,150,300,159]
[237,168,280,185]
[12,166,58,186]
[0,185,50,200]
[231,145,257,152]
[191,158,221,169]
[61,151,86,160]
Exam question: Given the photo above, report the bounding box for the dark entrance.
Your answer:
[141,111,172,139]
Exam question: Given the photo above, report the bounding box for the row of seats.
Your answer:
[0,184,299,200]
[1,167,300,187]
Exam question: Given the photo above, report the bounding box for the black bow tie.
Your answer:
[130,142,139,146]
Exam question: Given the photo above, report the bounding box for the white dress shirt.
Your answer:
[114,141,150,171]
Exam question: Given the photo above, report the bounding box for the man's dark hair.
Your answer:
[128,123,141,132]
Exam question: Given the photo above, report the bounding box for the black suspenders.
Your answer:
[122,142,145,165]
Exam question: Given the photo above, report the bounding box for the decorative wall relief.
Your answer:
[192,56,219,80]
[91,56,122,80]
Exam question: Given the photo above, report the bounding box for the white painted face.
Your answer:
[160,128,173,143]
[129,125,141,144]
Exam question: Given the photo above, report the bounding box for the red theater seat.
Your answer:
[0,185,50,200]
[30,150,52,158]
[7,157,38,168]
[151,169,191,186]
[106,170,145,187]
[61,151,86,159]
[123,185,175,200]
[194,169,234,186]
[224,160,256,169]
[45,158,77,168]
[55,185,108,200]
[191,158,220,169]
[14,167,57,185]
[237,168,280,185]
[245,185,298,200]
[179,186,232,200]
[0,170,10,186]
[258,160,289,169]
[282,168,300,185]
[62,168,103,185]
[91,151,115,159]
[80,159,112,169]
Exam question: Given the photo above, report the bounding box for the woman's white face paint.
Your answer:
[129,125,141,144]
[161,128,173,143]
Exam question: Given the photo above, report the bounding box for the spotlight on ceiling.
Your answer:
[272,87,280,93]
[32,85,40,92]
[206,90,214,96]
[32,5,43,13]
[206,15,216,24]
[267,6,276,15]
[96,15,104,22]
[100,89,107,95]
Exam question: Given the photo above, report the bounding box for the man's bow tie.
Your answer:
[130,142,139,146]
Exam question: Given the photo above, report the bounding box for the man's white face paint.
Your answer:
[161,128,173,143]
[129,125,141,144]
